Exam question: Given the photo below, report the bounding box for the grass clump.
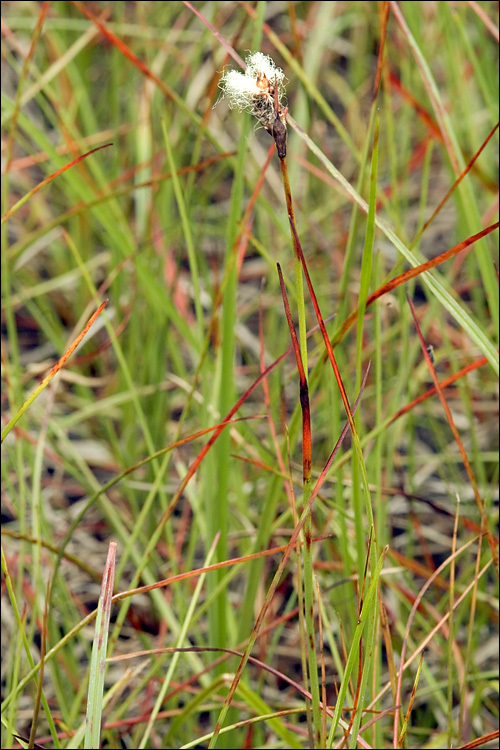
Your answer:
[1,2,498,748]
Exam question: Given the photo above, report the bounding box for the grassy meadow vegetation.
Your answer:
[1,1,499,748]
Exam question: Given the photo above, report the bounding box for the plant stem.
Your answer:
[276,135,323,743]
[278,155,308,375]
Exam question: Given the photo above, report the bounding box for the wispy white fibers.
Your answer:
[218,52,286,130]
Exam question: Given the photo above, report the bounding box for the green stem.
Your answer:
[277,148,323,743]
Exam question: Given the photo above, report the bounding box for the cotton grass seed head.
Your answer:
[218,52,287,132]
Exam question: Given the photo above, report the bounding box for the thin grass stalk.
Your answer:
[5,606,26,750]
[373,253,385,750]
[259,300,314,747]
[407,295,497,567]
[350,126,382,731]
[340,537,370,748]
[161,119,204,344]
[446,497,460,748]
[202,108,253,700]
[355,115,379,390]
[352,115,379,578]
[283,462,315,748]
[457,531,485,746]
[28,555,51,749]
[397,652,425,747]
[315,578,328,748]
[287,219,377,571]
[270,81,324,744]
[235,232,293,646]
[390,537,486,746]
[286,214,381,746]
[301,521,322,747]
[277,263,321,745]
[336,96,379,321]
[326,545,389,747]
[84,542,116,750]
[1,544,60,747]
[138,534,220,748]
[348,555,379,748]
[209,370,371,748]
[294,546,315,749]
[278,155,308,373]
[410,122,499,249]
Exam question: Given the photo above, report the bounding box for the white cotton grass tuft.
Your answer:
[217,52,287,131]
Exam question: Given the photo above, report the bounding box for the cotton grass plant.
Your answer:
[1,2,498,749]
[218,52,287,134]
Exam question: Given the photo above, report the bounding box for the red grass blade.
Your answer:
[407,295,498,568]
